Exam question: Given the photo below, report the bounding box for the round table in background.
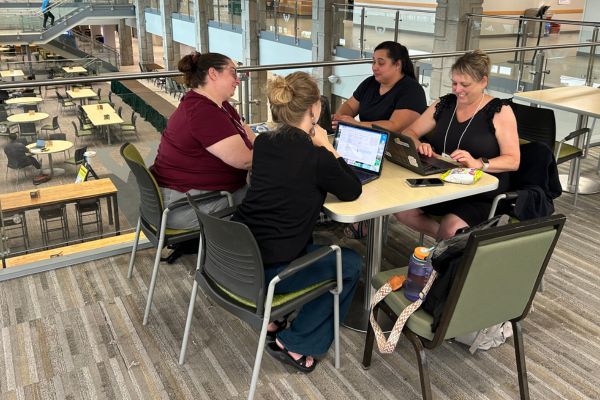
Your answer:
[27,140,74,178]
[5,96,44,106]
[7,112,49,123]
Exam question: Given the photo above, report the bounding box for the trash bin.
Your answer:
[95,35,104,44]
[550,21,561,34]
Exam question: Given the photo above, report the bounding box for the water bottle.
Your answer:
[404,246,433,301]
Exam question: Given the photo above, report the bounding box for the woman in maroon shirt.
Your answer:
[151,52,255,229]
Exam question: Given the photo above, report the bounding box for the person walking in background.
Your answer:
[41,0,55,29]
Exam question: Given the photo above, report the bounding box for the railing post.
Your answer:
[393,10,399,44]
[585,26,599,86]
[294,0,298,45]
[464,14,472,50]
[274,0,279,40]
[515,20,528,92]
[530,50,546,91]
[359,7,365,57]
[216,0,221,27]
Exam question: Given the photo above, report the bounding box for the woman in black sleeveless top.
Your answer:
[394,50,520,240]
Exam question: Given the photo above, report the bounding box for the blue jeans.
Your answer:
[264,244,362,356]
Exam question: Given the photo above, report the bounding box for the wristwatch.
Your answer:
[480,157,490,172]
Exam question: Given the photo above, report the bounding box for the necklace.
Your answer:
[442,93,485,156]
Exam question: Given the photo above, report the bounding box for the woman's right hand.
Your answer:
[417,142,434,157]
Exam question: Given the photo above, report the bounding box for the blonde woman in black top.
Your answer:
[233,72,362,373]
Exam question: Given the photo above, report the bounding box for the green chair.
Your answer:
[178,195,343,400]
[119,113,139,139]
[119,142,233,325]
[509,101,590,205]
[71,121,93,146]
[362,214,566,400]
[40,116,62,138]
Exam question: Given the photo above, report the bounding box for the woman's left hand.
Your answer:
[450,149,480,168]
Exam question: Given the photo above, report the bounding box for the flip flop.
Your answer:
[265,341,317,373]
[266,319,287,341]
[344,221,368,239]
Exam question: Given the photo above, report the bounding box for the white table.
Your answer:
[27,140,74,177]
[7,112,49,123]
[1,69,24,80]
[5,96,44,106]
[62,66,87,74]
[323,162,498,331]
[513,86,600,195]
[82,103,123,145]
[66,88,97,105]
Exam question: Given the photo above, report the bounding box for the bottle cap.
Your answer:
[413,246,430,260]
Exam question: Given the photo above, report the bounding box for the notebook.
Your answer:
[383,131,457,176]
[333,122,389,184]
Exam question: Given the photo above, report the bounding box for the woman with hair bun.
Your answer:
[151,52,254,229]
[233,72,362,373]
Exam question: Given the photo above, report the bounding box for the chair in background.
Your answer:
[0,108,19,140]
[1,211,30,253]
[40,116,62,138]
[119,113,139,140]
[64,146,88,169]
[89,88,101,103]
[119,142,234,325]
[178,197,343,400]
[362,214,566,400]
[55,91,76,114]
[99,91,115,107]
[75,198,103,240]
[48,133,69,159]
[71,121,93,146]
[39,204,70,249]
[17,122,37,142]
[509,101,590,205]
[22,104,38,113]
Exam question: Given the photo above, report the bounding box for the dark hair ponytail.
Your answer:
[374,41,416,80]
[177,51,231,88]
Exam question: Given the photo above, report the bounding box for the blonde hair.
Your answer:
[451,49,491,82]
[268,72,320,126]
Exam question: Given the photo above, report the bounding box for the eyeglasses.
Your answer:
[224,66,244,80]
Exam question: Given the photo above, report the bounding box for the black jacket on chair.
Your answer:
[510,142,561,220]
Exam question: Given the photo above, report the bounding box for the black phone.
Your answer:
[406,178,444,187]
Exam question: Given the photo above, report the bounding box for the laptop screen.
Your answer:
[334,122,388,173]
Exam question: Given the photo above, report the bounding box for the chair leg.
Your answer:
[179,280,199,365]
[248,309,272,400]
[361,304,378,369]
[573,158,582,207]
[143,232,166,325]
[127,217,142,279]
[333,289,340,369]
[512,320,530,400]
[405,330,433,400]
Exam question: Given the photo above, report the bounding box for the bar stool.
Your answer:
[39,204,69,248]
[1,211,29,253]
[75,198,102,240]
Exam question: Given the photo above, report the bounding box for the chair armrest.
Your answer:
[277,246,335,281]
[210,205,237,219]
[561,127,589,143]
[166,191,232,211]
[488,192,519,219]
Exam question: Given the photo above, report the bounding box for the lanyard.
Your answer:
[442,93,485,156]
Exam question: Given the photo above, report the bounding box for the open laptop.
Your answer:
[333,122,389,184]
[382,130,457,176]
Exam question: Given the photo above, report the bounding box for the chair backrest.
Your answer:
[117,106,123,118]
[49,133,66,140]
[71,120,78,134]
[18,122,36,135]
[188,198,267,313]
[119,142,165,231]
[131,113,137,125]
[432,215,565,344]
[74,146,87,162]
[22,104,38,113]
[51,116,59,128]
[509,101,556,150]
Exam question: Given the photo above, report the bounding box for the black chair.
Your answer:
[18,122,37,142]
[119,142,233,325]
[362,215,566,400]
[75,198,103,240]
[40,116,62,138]
[64,146,88,169]
[1,211,30,253]
[509,101,590,204]
[178,196,344,400]
[4,145,36,185]
[39,204,69,249]
[22,104,38,113]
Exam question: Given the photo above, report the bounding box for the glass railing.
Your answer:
[1,38,599,267]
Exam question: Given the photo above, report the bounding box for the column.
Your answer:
[159,0,180,69]
[193,0,213,52]
[430,0,483,99]
[118,22,134,66]
[241,0,268,123]
[102,26,117,48]
[312,0,334,99]
[135,0,155,65]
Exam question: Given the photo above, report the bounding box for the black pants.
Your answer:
[28,156,41,169]
[43,11,55,28]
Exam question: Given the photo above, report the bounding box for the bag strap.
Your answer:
[369,270,439,354]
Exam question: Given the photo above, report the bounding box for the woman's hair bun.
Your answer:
[267,76,294,105]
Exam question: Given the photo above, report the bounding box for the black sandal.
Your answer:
[265,341,317,373]
[266,319,287,341]
[344,221,368,239]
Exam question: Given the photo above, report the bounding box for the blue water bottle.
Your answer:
[404,246,433,301]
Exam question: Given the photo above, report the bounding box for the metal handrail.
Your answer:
[467,12,600,28]
[2,40,599,91]
[332,2,435,13]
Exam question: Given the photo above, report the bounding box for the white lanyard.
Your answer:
[442,93,485,156]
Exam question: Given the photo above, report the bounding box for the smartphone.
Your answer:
[406,178,444,187]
